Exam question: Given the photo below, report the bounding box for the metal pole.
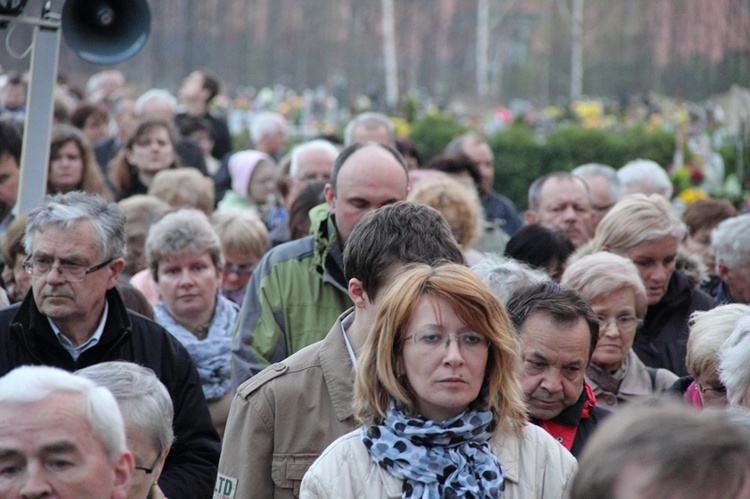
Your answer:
[17,22,60,214]
[0,12,62,215]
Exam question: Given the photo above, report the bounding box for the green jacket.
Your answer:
[231,206,351,387]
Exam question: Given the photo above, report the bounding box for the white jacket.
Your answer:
[301,423,577,499]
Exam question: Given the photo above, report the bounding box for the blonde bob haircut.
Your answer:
[408,177,482,250]
[561,251,648,319]
[354,263,527,434]
[590,194,685,254]
[686,304,750,380]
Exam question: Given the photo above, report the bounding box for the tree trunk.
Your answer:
[382,0,399,111]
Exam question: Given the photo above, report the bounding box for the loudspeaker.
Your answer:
[62,0,151,65]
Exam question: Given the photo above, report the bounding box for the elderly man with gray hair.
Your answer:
[343,112,395,146]
[571,163,622,230]
[287,139,339,209]
[78,361,174,499]
[0,365,134,498]
[711,213,750,304]
[0,191,220,498]
[617,158,673,198]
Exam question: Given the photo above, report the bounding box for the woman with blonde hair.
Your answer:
[408,177,485,265]
[562,252,677,410]
[302,263,576,498]
[210,209,269,306]
[586,194,715,376]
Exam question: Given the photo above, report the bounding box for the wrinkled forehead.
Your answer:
[540,177,589,204]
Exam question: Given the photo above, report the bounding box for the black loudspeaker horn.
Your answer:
[62,0,151,65]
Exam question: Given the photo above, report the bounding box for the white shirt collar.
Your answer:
[49,301,109,361]
[341,312,357,369]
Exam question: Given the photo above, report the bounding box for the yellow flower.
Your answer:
[678,188,708,205]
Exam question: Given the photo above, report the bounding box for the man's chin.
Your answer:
[530,401,564,421]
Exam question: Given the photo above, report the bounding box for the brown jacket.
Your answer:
[215,310,357,499]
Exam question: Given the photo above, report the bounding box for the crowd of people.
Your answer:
[1,67,750,498]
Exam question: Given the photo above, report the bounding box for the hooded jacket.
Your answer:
[231,205,352,387]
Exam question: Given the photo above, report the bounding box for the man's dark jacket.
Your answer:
[0,288,221,499]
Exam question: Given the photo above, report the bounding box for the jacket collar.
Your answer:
[12,287,132,368]
[311,206,347,293]
[320,309,356,421]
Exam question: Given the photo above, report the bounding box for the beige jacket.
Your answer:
[586,349,678,411]
[215,311,357,499]
[300,424,577,499]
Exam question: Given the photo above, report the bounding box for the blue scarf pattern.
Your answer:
[362,402,504,499]
[154,295,238,401]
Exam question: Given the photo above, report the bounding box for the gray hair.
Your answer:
[687,304,750,379]
[572,163,624,205]
[135,89,177,116]
[617,159,674,199]
[471,254,550,305]
[344,112,394,146]
[24,192,127,261]
[713,214,750,270]
[527,172,591,212]
[0,365,127,463]
[444,132,482,155]
[77,361,174,454]
[145,208,223,281]
[250,111,287,143]
[289,139,339,179]
[720,315,750,407]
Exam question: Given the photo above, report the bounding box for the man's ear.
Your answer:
[324,183,335,214]
[717,261,730,281]
[111,451,134,499]
[524,210,537,224]
[348,278,369,309]
[106,258,126,289]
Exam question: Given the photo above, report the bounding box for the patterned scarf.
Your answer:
[362,402,504,499]
[154,295,238,401]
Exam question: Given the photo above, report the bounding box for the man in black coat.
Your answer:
[0,191,220,498]
[506,281,610,457]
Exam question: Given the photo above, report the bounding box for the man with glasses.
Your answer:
[506,281,610,457]
[286,139,339,210]
[0,191,220,499]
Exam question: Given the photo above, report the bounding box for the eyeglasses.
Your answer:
[596,315,641,333]
[222,264,256,276]
[135,452,162,474]
[404,332,489,353]
[698,382,727,399]
[23,255,114,282]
